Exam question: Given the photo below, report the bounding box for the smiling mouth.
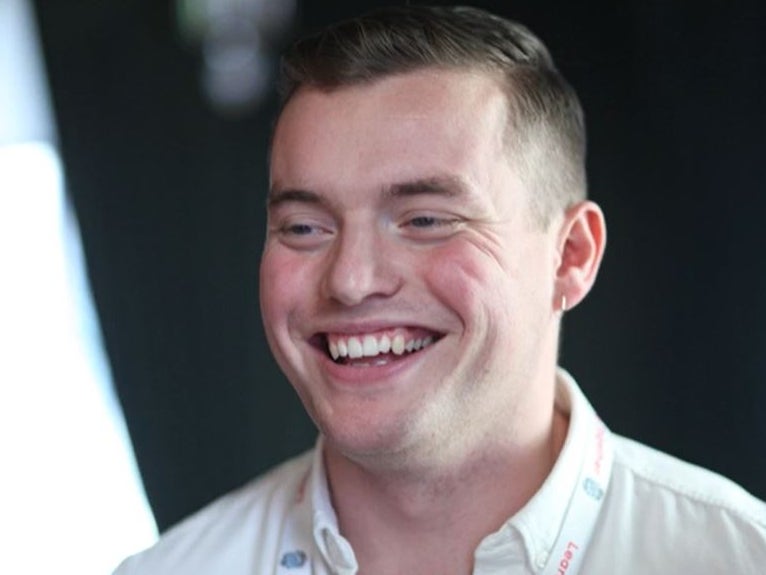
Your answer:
[315,329,441,366]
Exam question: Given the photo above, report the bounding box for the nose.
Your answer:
[321,224,401,306]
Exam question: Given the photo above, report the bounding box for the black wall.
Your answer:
[34,0,766,531]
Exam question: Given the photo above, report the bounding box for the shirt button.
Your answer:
[536,551,550,570]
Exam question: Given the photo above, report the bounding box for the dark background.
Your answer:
[33,0,766,532]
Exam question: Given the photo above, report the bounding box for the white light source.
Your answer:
[177,0,296,113]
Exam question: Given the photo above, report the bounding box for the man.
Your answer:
[115,5,766,574]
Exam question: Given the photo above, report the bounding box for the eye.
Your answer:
[271,217,334,249]
[409,216,441,228]
[400,213,462,239]
[282,222,319,236]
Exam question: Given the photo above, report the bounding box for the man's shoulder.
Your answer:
[588,434,766,573]
[112,448,315,575]
[611,433,766,523]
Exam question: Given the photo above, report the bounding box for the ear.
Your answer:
[553,201,606,312]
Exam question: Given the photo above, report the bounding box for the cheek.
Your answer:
[259,248,309,332]
[421,242,513,325]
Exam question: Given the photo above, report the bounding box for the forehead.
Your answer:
[270,68,513,201]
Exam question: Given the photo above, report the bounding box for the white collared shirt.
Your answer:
[114,370,766,574]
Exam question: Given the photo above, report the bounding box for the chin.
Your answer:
[317,407,417,464]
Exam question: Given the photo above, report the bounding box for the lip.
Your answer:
[310,319,436,335]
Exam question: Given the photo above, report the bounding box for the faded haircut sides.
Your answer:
[274,5,587,228]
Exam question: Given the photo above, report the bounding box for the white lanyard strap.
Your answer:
[539,415,614,575]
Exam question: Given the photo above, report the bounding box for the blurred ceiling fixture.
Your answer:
[176,0,296,115]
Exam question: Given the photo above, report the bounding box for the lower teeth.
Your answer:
[337,354,398,366]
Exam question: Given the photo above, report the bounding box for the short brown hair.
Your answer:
[276,5,587,227]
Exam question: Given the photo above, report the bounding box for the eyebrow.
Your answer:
[386,175,470,200]
[267,174,472,208]
[267,188,323,208]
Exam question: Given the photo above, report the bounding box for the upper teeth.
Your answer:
[329,333,434,361]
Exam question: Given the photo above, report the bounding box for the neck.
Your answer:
[324,404,569,574]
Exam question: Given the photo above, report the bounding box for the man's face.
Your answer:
[261,69,563,467]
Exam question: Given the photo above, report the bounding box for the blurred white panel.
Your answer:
[0,144,158,574]
[0,0,158,572]
[0,0,55,145]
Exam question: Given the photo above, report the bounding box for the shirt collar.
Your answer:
[307,436,358,574]
[303,368,602,573]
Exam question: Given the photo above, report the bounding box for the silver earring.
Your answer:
[560,295,567,312]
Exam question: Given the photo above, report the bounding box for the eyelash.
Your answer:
[408,216,438,228]
[280,223,319,236]
[402,214,461,235]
